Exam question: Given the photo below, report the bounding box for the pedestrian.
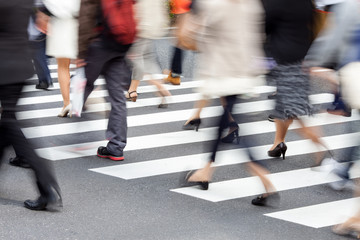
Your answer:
[163,0,192,85]
[125,0,172,108]
[0,0,62,211]
[28,0,53,90]
[183,0,278,206]
[77,0,136,161]
[37,0,81,117]
[305,0,360,235]
[262,0,329,167]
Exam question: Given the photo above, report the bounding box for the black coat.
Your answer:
[0,0,34,85]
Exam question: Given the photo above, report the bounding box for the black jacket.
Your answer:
[0,0,34,85]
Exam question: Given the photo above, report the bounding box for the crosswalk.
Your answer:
[20,64,360,230]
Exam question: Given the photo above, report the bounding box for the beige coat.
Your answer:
[134,0,169,39]
[195,0,266,97]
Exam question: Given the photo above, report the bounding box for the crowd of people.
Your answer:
[1,0,360,237]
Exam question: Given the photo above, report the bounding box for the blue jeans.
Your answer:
[29,34,52,85]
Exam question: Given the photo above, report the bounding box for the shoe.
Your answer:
[183,170,209,190]
[35,82,49,90]
[24,182,62,211]
[24,196,48,210]
[221,122,240,144]
[182,118,201,131]
[164,71,181,85]
[97,146,124,161]
[157,89,171,108]
[251,193,280,207]
[57,104,72,118]
[267,142,287,159]
[9,156,31,168]
[126,91,137,102]
[327,99,352,117]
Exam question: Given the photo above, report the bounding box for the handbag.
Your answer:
[71,67,87,117]
[175,11,199,51]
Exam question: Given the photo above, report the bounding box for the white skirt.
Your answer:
[197,75,265,97]
[46,17,78,59]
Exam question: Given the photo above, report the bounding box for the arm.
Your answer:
[77,0,100,61]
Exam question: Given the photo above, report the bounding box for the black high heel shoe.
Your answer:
[182,118,201,131]
[221,122,240,144]
[184,170,209,190]
[267,142,287,159]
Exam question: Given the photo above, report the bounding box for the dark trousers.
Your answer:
[209,95,259,165]
[29,34,52,85]
[0,82,60,197]
[170,47,182,75]
[83,41,131,156]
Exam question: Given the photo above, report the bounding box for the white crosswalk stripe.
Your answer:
[18,70,360,229]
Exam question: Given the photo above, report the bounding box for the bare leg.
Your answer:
[296,119,328,165]
[57,58,71,108]
[270,119,292,150]
[247,162,276,195]
[188,162,213,182]
[185,98,209,124]
[126,79,140,99]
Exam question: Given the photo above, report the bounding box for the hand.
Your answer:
[36,11,50,34]
[75,59,87,68]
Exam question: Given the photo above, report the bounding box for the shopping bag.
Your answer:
[71,67,87,117]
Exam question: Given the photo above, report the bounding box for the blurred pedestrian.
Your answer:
[28,0,53,90]
[0,0,62,211]
[163,0,192,85]
[305,0,360,235]
[262,0,329,167]
[125,0,172,108]
[183,0,278,206]
[77,0,136,161]
[38,0,81,117]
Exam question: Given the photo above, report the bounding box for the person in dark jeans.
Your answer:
[77,0,134,161]
[0,0,62,211]
[28,12,53,90]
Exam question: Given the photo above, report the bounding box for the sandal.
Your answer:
[126,91,138,102]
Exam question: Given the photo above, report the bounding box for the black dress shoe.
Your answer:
[35,82,49,90]
[9,156,31,168]
[251,193,280,207]
[24,196,48,210]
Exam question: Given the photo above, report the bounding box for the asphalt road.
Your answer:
[0,39,358,240]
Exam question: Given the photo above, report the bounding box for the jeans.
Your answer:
[29,34,52,85]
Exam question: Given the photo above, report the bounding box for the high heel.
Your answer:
[221,122,240,144]
[268,142,287,159]
[183,170,209,190]
[57,104,72,118]
[182,118,201,131]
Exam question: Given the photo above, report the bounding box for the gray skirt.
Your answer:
[271,63,313,119]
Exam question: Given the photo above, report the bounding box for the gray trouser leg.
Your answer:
[103,56,129,155]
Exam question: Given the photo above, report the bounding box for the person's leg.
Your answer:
[270,119,292,150]
[0,83,61,210]
[188,95,237,183]
[171,47,182,75]
[182,98,209,131]
[296,119,329,166]
[164,47,182,85]
[100,55,130,160]
[56,58,71,108]
[83,41,108,106]
[31,35,52,89]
